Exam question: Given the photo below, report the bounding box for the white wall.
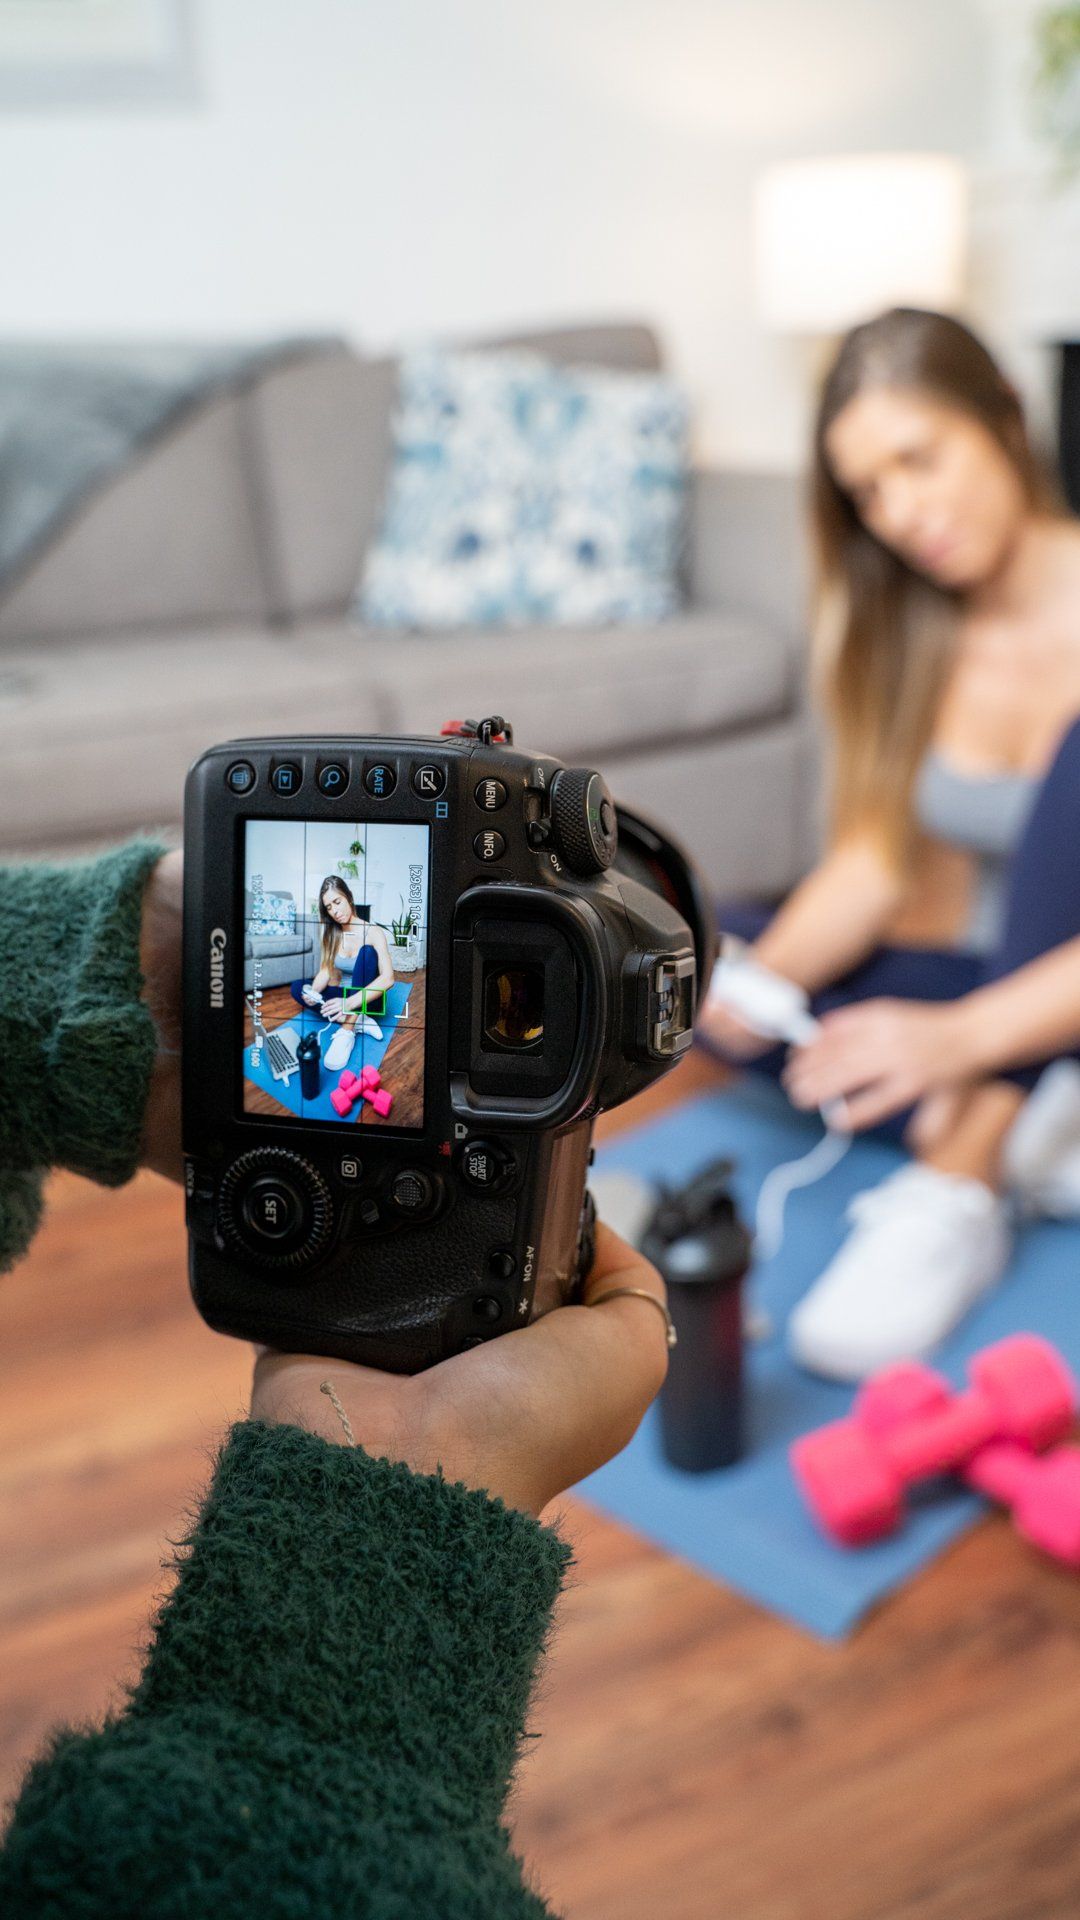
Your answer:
[0,0,1021,468]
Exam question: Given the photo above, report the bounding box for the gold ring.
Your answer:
[589,1286,677,1349]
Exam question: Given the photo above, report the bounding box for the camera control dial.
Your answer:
[218,1148,333,1269]
[548,768,618,875]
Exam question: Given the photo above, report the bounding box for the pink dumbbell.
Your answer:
[853,1358,1080,1568]
[790,1333,1077,1546]
[330,1065,393,1119]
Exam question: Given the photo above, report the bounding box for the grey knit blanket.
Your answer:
[0,336,339,593]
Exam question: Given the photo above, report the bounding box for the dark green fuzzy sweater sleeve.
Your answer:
[0,834,169,1271]
[0,1422,575,1918]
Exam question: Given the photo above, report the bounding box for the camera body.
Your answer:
[182,719,705,1374]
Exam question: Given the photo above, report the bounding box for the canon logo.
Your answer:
[209,928,227,1009]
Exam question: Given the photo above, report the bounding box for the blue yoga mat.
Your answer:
[575,1076,1080,1641]
[244,981,415,1121]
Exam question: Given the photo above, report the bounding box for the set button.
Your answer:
[473,828,506,862]
[217,1148,333,1269]
[242,1176,303,1241]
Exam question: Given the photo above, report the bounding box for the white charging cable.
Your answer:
[704,946,853,1284]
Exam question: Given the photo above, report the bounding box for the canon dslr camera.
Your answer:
[182,716,711,1373]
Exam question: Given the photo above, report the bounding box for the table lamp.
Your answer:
[755,153,969,337]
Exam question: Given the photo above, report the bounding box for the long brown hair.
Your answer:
[317,874,365,972]
[811,306,1062,867]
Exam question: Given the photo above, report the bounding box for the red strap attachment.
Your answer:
[439,717,511,743]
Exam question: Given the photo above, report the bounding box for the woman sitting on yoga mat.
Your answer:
[697,305,1080,1381]
[291,873,396,1044]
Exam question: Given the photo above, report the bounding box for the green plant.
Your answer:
[1033,4,1080,171]
[390,895,417,946]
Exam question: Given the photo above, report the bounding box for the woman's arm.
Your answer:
[699,837,905,1057]
[747,836,906,994]
[0,1419,573,1918]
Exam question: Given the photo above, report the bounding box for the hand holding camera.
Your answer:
[249,1219,670,1518]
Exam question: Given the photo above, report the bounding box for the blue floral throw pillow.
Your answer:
[357,346,689,627]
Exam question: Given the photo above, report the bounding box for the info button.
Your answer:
[473,828,506,862]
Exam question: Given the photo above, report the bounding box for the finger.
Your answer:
[785,1053,864,1109]
[434,1222,671,1475]
[834,1077,909,1131]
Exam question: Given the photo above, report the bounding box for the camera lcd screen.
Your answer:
[241,818,431,1131]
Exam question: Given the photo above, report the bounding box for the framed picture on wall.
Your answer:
[0,0,197,109]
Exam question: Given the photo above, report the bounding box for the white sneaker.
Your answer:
[359,1014,383,1041]
[786,1162,1011,1382]
[1003,1060,1080,1219]
[324,1024,357,1072]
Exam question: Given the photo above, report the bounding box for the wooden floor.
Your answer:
[3,1050,1080,1916]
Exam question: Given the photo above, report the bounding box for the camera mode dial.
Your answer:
[548,768,618,875]
[217,1148,333,1270]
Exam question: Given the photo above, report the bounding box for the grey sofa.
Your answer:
[0,322,816,898]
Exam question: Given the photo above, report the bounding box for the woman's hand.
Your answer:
[250,1222,671,1520]
[321,997,347,1022]
[783,997,975,1131]
[301,984,322,1007]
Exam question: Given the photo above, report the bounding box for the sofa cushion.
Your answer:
[362,609,797,760]
[0,624,390,849]
[358,346,689,629]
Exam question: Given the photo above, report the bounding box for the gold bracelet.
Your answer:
[589,1286,677,1348]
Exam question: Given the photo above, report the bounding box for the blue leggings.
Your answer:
[290,945,380,1016]
[709,715,1080,1141]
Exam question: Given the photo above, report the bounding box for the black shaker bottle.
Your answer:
[641,1159,752,1472]
[297,1028,323,1103]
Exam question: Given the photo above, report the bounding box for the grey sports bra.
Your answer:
[914,749,1039,953]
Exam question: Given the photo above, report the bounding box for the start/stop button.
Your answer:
[458,1140,516,1193]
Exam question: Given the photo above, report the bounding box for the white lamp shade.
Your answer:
[755,154,968,335]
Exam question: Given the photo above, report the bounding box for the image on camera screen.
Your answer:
[241,818,430,1131]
